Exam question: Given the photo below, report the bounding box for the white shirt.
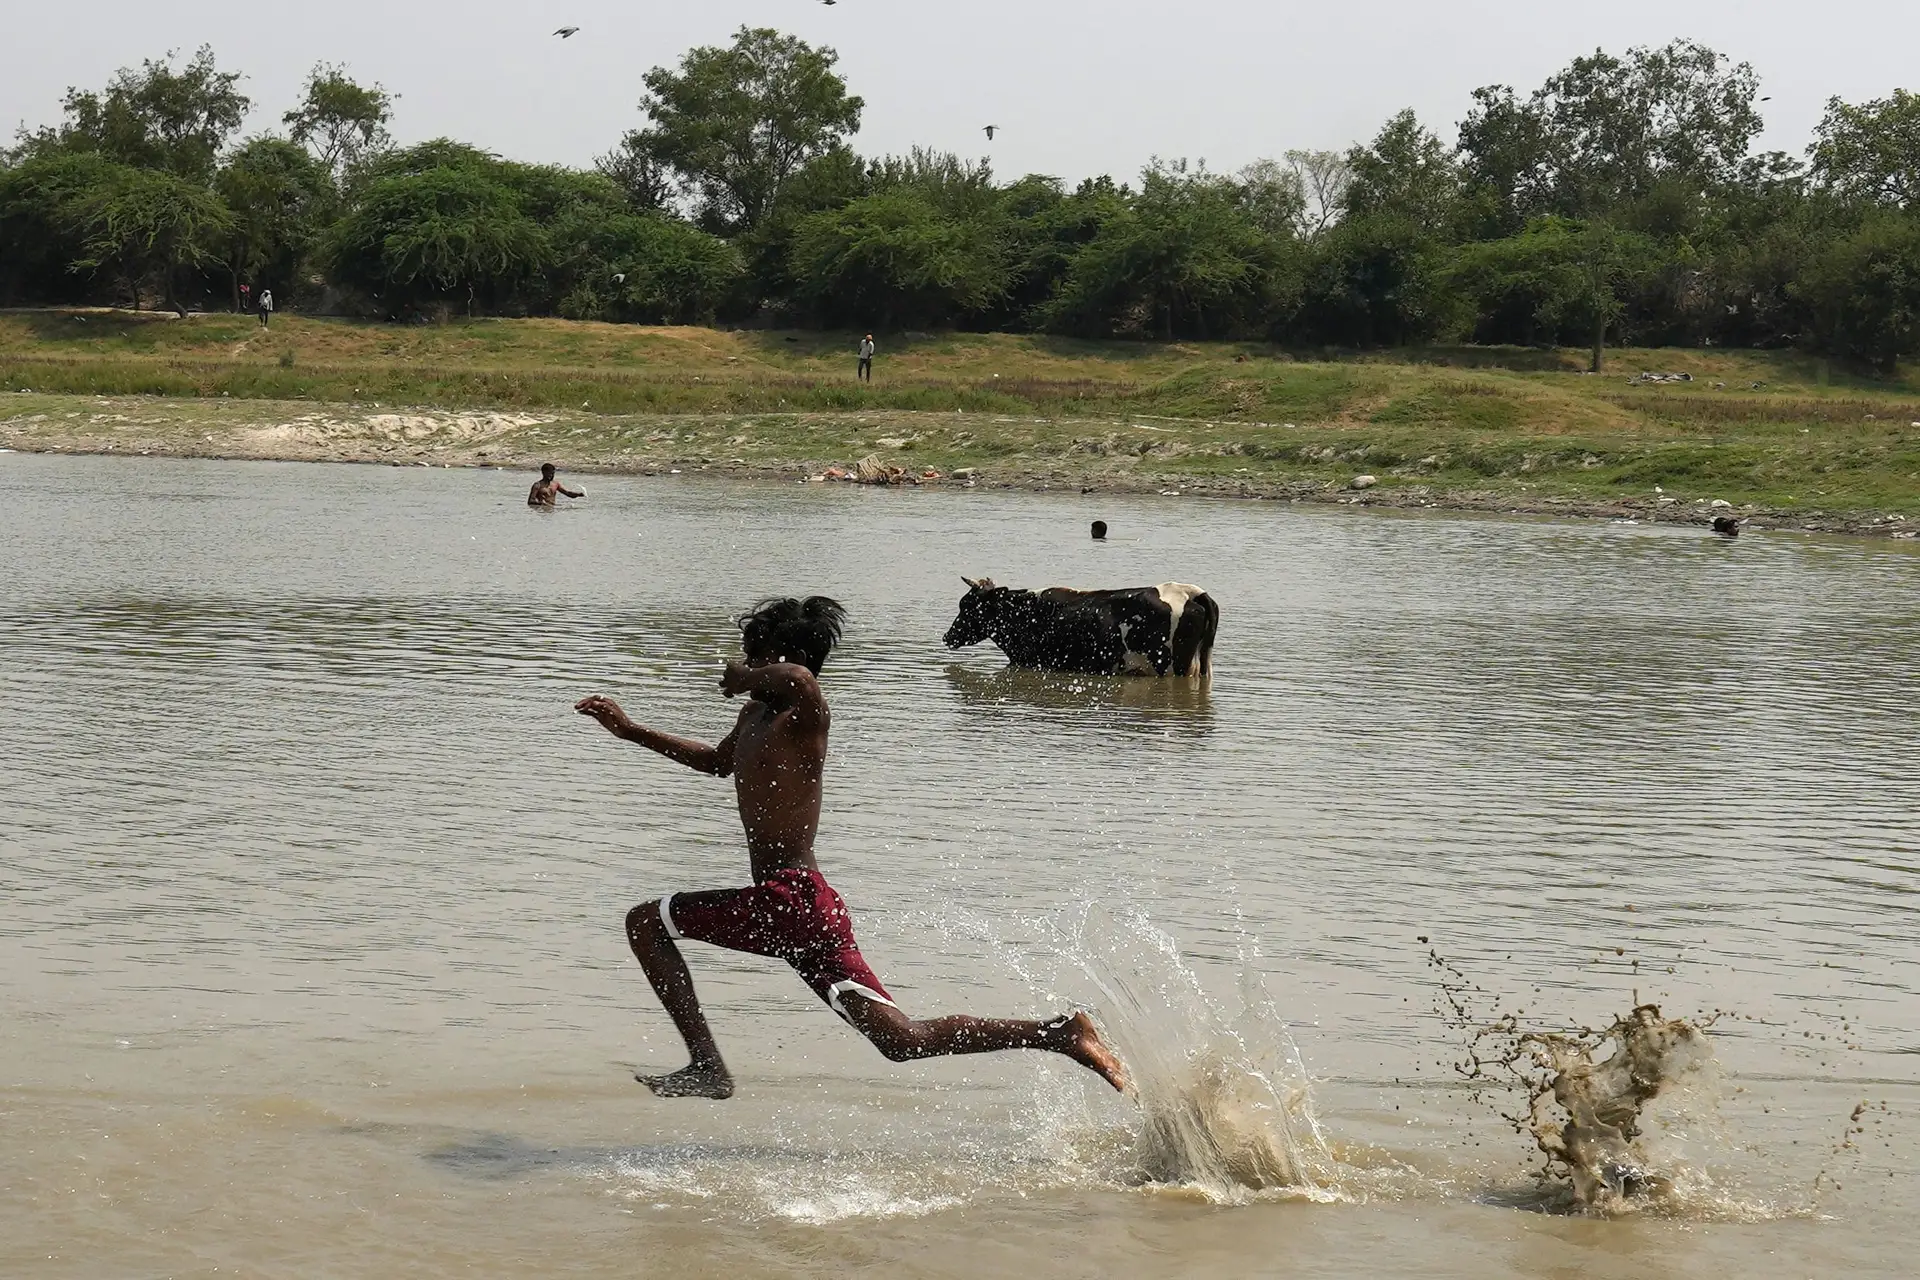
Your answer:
[260,291,274,311]
[858,338,875,358]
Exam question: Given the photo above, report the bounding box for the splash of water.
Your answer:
[1427,946,1769,1216]
[1519,1005,1716,1209]
[1048,905,1340,1201]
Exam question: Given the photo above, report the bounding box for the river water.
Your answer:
[2,452,1916,1278]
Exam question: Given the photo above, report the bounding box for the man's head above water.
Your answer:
[540,462,557,480]
[736,596,846,675]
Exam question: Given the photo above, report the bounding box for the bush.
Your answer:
[1796,213,1920,372]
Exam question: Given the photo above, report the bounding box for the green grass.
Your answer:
[3,310,1918,525]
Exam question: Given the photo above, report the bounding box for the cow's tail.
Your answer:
[1171,592,1219,677]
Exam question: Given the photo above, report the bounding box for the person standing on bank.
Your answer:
[258,288,274,328]
[857,333,875,382]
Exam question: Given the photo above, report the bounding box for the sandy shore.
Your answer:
[3,394,1913,540]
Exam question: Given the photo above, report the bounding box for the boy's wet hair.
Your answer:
[737,596,847,674]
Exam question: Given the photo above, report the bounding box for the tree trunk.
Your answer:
[1590,308,1606,373]
[164,255,183,318]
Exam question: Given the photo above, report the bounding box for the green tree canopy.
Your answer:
[1810,89,1920,209]
[17,46,249,182]
[1345,110,1460,236]
[216,137,332,306]
[1291,213,1448,347]
[1460,40,1762,226]
[75,167,235,311]
[1043,161,1287,339]
[284,63,394,178]
[1796,212,1920,371]
[627,26,863,234]
[323,150,547,314]
[0,152,130,303]
[790,184,1011,329]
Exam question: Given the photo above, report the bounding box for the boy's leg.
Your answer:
[837,994,1129,1092]
[624,900,735,1098]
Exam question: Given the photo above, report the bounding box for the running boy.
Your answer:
[575,596,1128,1099]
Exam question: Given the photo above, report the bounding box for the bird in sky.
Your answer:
[983,125,999,141]
[554,26,580,38]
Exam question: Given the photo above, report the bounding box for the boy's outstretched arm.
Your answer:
[575,695,737,776]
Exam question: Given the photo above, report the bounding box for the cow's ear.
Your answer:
[978,577,995,589]
[962,576,979,589]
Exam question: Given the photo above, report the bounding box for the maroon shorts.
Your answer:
[660,867,895,1023]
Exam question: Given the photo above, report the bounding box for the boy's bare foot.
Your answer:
[1049,1011,1130,1093]
[637,1063,735,1099]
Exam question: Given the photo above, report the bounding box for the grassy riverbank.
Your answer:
[3,311,1918,535]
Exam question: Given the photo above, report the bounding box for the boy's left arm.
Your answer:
[720,660,827,727]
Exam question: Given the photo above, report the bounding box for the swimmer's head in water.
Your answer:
[737,596,847,675]
[1091,520,1108,540]
[540,463,556,480]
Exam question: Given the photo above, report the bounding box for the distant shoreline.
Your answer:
[4,393,1910,541]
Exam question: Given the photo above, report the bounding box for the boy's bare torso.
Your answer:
[727,695,827,878]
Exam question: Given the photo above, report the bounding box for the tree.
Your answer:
[626,27,863,234]
[1235,159,1307,237]
[1282,150,1350,238]
[324,153,546,316]
[1809,89,1920,209]
[1345,110,1460,236]
[1445,219,1590,346]
[0,152,128,304]
[75,168,235,312]
[594,134,673,212]
[789,187,1010,329]
[1291,213,1448,347]
[216,138,331,309]
[1443,216,1658,363]
[17,46,248,182]
[283,63,394,178]
[547,204,743,324]
[1796,212,1920,371]
[1574,221,1662,370]
[1460,41,1762,224]
[1044,161,1285,339]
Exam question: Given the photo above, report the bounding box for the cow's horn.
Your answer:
[962,576,979,589]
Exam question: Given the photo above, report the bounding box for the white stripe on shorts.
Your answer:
[826,979,897,1023]
[658,896,683,940]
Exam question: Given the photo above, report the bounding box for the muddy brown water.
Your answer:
[2,452,1916,1278]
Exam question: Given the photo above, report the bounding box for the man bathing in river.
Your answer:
[575,596,1128,1099]
[528,463,584,508]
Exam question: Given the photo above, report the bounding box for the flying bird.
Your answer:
[554,26,580,38]
[983,125,999,141]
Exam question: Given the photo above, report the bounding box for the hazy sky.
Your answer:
[7,1,1917,183]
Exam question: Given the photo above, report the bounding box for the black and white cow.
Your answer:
[943,578,1219,677]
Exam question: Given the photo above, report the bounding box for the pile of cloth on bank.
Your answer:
[816,453,943,486]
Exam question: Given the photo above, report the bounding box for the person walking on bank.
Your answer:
[857,333,875,382]
[258,288,274,328]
